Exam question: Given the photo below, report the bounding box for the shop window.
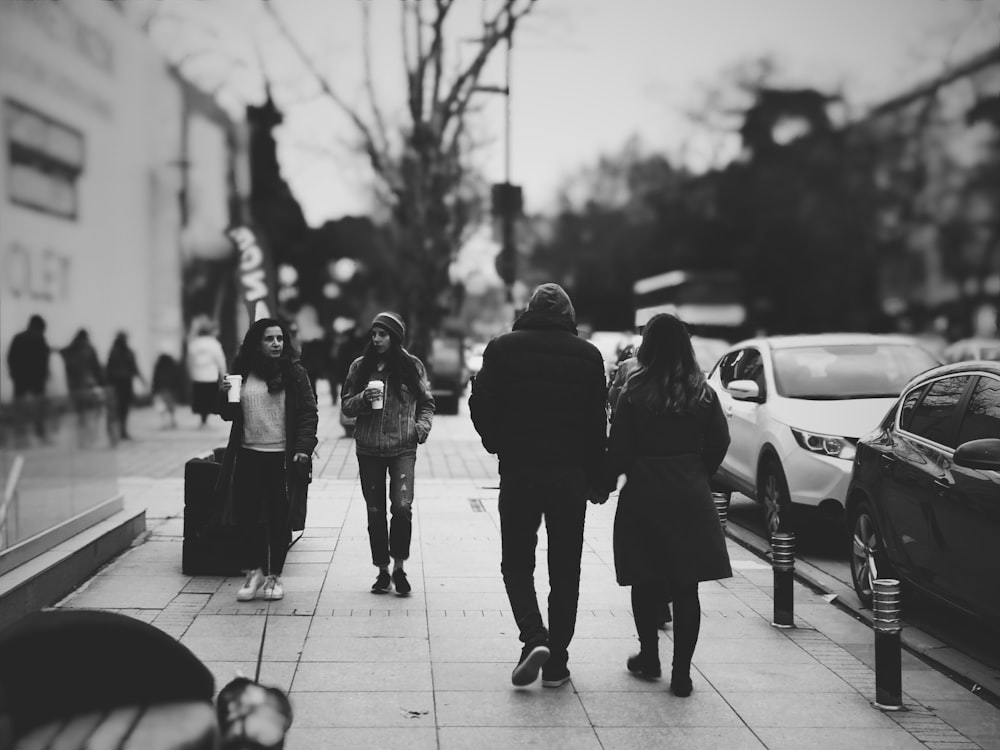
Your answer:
[4,99,84,220]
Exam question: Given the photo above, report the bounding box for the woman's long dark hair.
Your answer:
[625,313,712,414]
[354,329,421,395]
[231,318,299,393]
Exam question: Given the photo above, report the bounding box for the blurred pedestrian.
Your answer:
[469,283,608,689]
[106,331,146,440]
[598,313,731,697]
[335,328,366,406]
[607,343,638,421]
[151,352,183,429]
[61,328,106,417]
[187,318,227,427]
[6,314,51,441]
[216,318,318,603]
[298,337,328,400]
[341,312,435,597]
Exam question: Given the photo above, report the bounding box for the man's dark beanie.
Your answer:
[526,283,576,321]
[371,312,406,343]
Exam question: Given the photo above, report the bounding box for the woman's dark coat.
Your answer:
[602,386,732,587]
[214,362,318,532]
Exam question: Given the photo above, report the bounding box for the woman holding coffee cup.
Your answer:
[216,318,318,602]
[341,312,435,596]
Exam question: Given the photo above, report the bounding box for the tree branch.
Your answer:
[439,0,537,136]
[429,0,452,120]
[262,1,391,181]
[361,0,391,157]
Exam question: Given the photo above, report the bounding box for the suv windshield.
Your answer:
[773,344,938,400]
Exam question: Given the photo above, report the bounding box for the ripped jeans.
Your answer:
[357,453,417,566]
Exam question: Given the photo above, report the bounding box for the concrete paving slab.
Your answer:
[596,727,767,750]
[291,660,433,692]
[287,727,438,750]
[752,727,928,750]
[581,690,745,727]
[723,690,901,728]
[290,691,435,727]
[300,634,431,662]
[308,613,430,638]
[434,689,591,726]
[697,661,858,693]
[439,727,604,750]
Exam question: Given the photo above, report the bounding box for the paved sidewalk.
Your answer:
[53,398,1000,749]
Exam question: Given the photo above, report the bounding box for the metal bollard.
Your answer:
[872,578,904,711]
[770,532,795,628]
[712,492,729,532]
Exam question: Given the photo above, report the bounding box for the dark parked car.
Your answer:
[846,360,1000,630]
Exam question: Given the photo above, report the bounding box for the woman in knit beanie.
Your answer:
[341,311,436,596]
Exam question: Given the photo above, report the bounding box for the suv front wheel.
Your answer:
[758,457,793,535]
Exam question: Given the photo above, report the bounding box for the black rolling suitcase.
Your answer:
[182,454,243,576]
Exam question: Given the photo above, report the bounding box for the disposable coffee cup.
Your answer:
[225,374,242,403]
[368,380,384,410]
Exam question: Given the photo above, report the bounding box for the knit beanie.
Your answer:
[526,283,576,321]
[371,312,406,343]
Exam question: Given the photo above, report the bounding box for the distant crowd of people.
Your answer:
[5,315,227,443]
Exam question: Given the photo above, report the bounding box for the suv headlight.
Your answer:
[791,428,857,461]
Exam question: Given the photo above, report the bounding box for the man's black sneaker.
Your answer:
[511,643,550,686]
[541,663,571,688]
[626,652,662,679]
[371,570,392,594]
[392,569,411,596]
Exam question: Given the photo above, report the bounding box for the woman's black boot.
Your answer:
[670,666,693,697]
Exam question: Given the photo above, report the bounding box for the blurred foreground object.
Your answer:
[0,609,217,749]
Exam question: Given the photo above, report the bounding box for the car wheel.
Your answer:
[759,458,793,535]
[849,501,894,608]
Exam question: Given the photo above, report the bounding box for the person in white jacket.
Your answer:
[186,319,228,426]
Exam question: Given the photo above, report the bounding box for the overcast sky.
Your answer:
[141,0,1000,226]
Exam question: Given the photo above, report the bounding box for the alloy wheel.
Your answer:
[850,507,879,606]
[761,469,785,535]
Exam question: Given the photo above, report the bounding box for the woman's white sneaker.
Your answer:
[237,568,265,601]
[262,575,284,601]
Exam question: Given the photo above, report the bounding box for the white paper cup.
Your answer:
[368,380,384,410]
[225,374,242,403]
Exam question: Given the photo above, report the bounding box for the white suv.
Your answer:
[707,334,939,533]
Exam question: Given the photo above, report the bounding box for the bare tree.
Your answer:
[261,0,539,355]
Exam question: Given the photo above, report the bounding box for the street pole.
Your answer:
[501,5,514,304]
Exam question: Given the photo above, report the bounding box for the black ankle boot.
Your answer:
[670,667,693,697]
[626,651,661,679]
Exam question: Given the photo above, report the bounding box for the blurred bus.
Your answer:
[633,270,749,341]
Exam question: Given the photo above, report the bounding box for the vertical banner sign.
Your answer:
[227,226,277,321]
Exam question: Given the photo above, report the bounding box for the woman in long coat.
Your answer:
[215,318,318,602]
[601,313,731,697]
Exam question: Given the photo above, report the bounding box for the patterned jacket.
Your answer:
[341,352,435,457]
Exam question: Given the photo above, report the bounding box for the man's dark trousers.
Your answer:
[498,466,588,671]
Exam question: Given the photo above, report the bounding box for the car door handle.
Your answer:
[933,477,953,492]
[724,407,733,419]
[879,455,894,472]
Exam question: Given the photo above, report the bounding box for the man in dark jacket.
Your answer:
[469,283,608,689]
[6,314,51,441]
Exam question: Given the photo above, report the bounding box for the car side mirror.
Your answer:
[953,438,1000,472]
[727,379,761,402]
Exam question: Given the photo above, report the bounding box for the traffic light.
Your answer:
[492,183,522,288]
